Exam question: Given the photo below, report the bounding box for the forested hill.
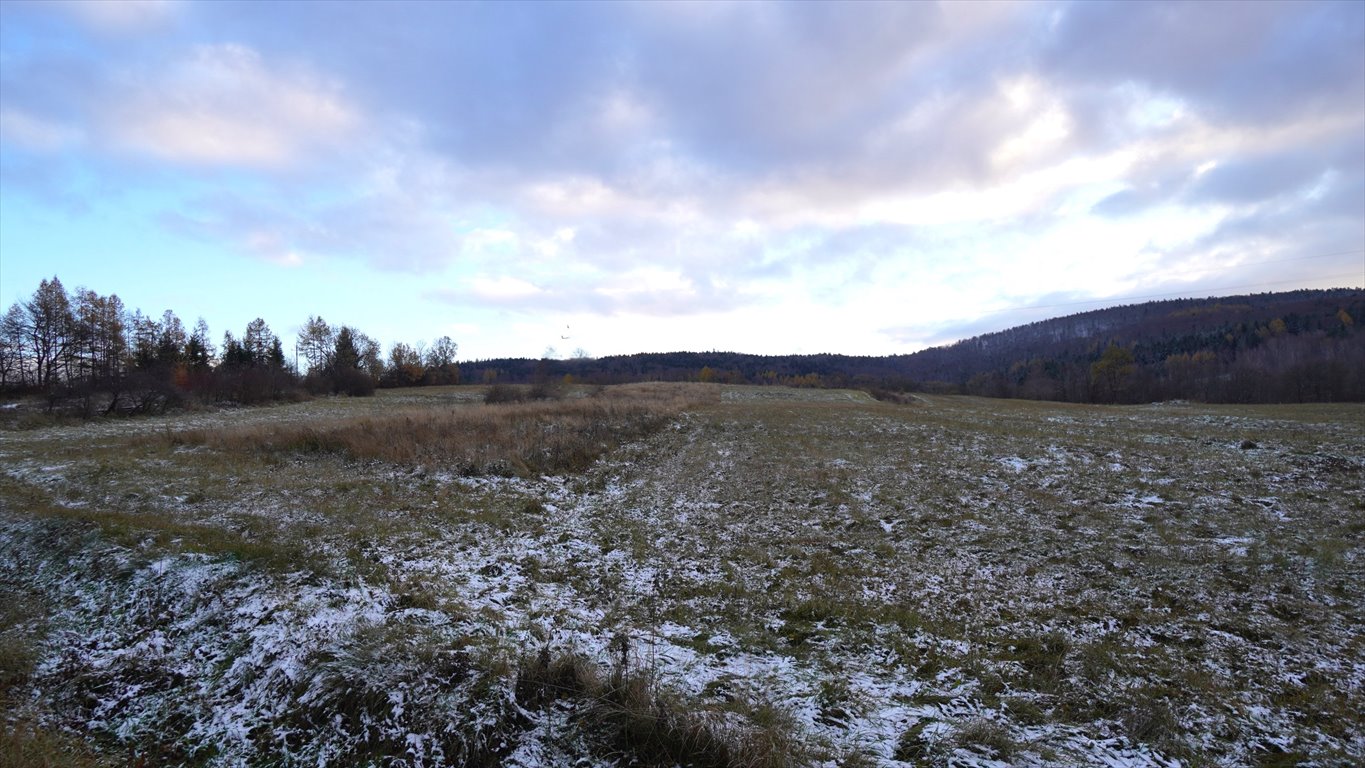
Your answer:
[890,288,1363,402]
[463,288,1364,403]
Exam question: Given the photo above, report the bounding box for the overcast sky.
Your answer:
[2,0,1362,360]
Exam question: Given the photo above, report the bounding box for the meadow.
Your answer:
[1,384,1361,767]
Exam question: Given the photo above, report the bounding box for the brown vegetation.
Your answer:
[163,383,716,477]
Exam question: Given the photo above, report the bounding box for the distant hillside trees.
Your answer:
[936,292,1365,404]
[453,290,1362,404]
[1090,344,1136,402]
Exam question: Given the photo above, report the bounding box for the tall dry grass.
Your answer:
[164,383,715,476]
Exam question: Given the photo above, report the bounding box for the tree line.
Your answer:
[3,277,1360,415]
[459,289,1364,404]
[0,276,462,414]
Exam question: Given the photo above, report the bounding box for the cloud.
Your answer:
[0,108,83,151]
[1090,189,1145,218]
[469,276,543,302]
[1042,1,1365,123]
[105,44,359,168]
[2,1,1360,357]
[1186,149,1337,206]
[426,253,746,317]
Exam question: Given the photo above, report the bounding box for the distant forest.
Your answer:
[458,289,1364,404]
[2,276,1361,415]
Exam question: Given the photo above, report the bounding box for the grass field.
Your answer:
[1,384,1362,767]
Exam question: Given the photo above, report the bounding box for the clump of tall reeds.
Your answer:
[163,383,715,476]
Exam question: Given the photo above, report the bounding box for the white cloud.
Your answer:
[107,44,358,168]
[470,276,543,301]
[988,77,1073,173]
[524,175,634,217]
[596,266,693,300]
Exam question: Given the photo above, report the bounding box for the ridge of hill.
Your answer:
[459,288,1364,403]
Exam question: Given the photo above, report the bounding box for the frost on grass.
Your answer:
[0,518,520,767]
[1,388,1362,766]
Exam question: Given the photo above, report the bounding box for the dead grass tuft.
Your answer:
[515,644,805,768]
[953,718,1018,761]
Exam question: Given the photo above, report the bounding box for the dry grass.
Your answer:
[162,383,716,477]
[515,647,805,768]
[0,721,115,768]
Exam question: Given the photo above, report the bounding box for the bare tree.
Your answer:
[297,315,335,374]
[426,336,458,369]
[71,289,125,386]
[386,342,425,386]
[25,277,74,389]
[353,329,384,381]
[0,303,27,389]
[243,318,274,367]
[423,335,459,385]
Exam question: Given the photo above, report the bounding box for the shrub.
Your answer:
[527,379,563,401]
[332,368,375,397]
[484,383,528,404]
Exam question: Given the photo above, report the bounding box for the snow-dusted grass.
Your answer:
[1,386,1362,766]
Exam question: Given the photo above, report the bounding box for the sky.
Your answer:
[1,0,1362,361]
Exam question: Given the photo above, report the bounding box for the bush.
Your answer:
[527,379,563,401]
[332,368,375,397]
[484,383,528,404]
